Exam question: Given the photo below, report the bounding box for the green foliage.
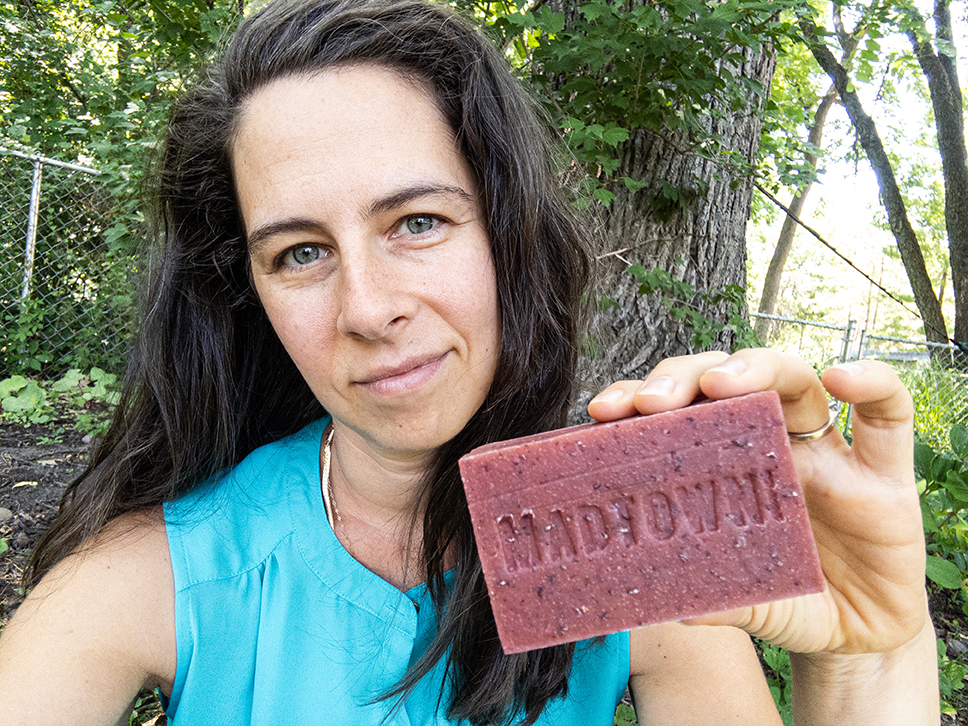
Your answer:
[0,0,241,167]
[0,299,51,374]
[0,375,53,424]
[758,641,793,725]
[612,702,637,726]
[937,637,968,714]
[916,419,968,693]
[628,264,761,351]
[902,365,968,454]
[0,260,137,379]
[481,0,813,208]
[758,34,829,198]
[0,368,118,428]
[0,0,242,380]
[0,242,138,378]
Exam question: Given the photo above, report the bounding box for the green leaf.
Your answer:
[943,470,968,502]
[51,369,85,392]
[932,455,955,485]
[593,188,616,206]
[613,702,636,726]
[536,7,565,35]
[623,177,650,192]
[562,116,585,132]
[920,497,939,533]
[580,2,610,22]
[925,555,964,589]
[950,424,968,460]
[601,125,629,146]
[598,295,620,311]
[0,376,28,397]
[913,441,936,481]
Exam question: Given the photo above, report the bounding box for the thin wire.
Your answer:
[754,181,965,352]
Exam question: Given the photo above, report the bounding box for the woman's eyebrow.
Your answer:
[367,183,476,217]
[247,218,329,255]
[246,184,477,253]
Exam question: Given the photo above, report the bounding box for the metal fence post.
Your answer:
[20,158,43,303]
[843,326,866,435]
[840,319,856,364]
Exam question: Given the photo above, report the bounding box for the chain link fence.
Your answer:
[754,312,968,452]
[0,148,138,377]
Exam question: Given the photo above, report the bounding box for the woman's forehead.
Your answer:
[233,66,450,153]
[231,66,480,236]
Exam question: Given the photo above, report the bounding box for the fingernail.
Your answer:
[832,362,865,376]
[708,358,748,376]
[590,388,623,404]
[636,376,676,395]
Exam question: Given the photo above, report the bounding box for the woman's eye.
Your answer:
[401,215,437,235]
[283,245,323,266]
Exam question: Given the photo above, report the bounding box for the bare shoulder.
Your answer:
[629,622,782,725]
[0,507,176,725]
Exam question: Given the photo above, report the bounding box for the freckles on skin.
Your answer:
[234,67,501,459]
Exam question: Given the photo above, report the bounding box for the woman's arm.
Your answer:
[790,610,938,725]
[629,621,783,725]
[0,508,176,726]
[591,350,940,724]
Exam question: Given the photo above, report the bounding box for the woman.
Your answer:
[0,1,938,724]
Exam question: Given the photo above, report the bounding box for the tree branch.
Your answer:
[58,71,89,116]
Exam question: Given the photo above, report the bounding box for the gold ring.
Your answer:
[788,410,839,442]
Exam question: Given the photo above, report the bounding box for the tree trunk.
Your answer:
[589,44,775,386]
[755,85,837,342]
[806,24,950,349]
[905,0,967,362]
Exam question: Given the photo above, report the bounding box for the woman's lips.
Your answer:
[355,352,448,395]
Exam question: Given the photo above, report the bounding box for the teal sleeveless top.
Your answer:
[163,417,630,725]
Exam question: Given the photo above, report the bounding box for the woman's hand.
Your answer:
[587,349,929,656]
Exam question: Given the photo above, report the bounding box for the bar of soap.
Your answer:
[459,391,825,654]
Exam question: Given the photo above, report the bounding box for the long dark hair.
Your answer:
[27,2,592,724]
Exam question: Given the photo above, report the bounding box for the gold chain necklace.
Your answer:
[321,425,418,595]
[321,424,341,531]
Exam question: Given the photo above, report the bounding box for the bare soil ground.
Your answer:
[0,413,87,625]
[0,408,965,723]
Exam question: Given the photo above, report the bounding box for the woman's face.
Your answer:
[234,66,501,460]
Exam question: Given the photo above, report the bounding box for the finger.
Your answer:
[588,351,730,421]
[820,360,914,482]
[698,349,831,434]
[587,380,653,422]
[629,351,729,415]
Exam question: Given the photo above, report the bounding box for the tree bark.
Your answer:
[805,22,950,349]
[904,0,967,359]
[589,43,775,385]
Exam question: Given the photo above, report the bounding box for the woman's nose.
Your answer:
[335,247,416,340]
